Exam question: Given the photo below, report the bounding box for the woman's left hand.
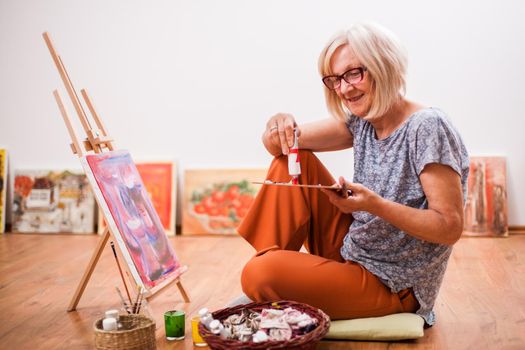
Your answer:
[321,176,380,214]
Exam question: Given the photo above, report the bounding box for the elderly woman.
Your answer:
[238,22,469,326]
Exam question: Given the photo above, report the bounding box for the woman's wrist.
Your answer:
[366,193,387,217]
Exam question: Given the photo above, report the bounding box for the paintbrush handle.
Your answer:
[115,286,131,314]
[132,285,141,314]
[136,289,145,314]
[110,241,133,304]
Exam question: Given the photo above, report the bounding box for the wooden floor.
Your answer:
[0,233,524,350]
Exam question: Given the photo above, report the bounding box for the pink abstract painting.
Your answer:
[83,150,183,288]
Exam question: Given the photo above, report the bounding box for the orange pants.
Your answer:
[238,150,419,320]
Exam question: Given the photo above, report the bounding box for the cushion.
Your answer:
[324,313,425,341]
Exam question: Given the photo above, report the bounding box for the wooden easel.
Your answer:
[42,32,190,312]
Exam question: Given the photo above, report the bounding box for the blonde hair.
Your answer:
[318,22,407,122]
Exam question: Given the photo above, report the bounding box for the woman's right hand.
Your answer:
[263,113,301,156]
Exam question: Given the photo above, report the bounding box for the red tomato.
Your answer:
[202,196,214,209]
[231,199,242,209]
[226,185,240,200]
[194,203,206,214]
[212,190,225,203]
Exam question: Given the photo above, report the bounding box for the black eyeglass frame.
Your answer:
[322,67,368,90]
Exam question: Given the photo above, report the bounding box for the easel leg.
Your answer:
[176,279,191,303]
[67,228,110,312]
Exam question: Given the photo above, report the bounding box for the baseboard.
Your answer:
[509,226,525,235]
[5,224,525,235]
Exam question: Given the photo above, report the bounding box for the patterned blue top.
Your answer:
[341,107,469,325]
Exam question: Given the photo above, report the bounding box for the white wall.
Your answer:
[1,0,524,225]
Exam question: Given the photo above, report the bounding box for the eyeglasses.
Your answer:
[322,67,367,90]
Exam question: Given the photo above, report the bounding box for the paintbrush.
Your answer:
[136,287,143,314]
[110,241,133,305]
[132,285,141,314]
[115,286,131,314]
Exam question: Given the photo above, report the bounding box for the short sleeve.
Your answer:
[411,112,467,178]
[345,113,359,136]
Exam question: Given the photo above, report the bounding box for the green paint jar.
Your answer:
[164,310,185,340]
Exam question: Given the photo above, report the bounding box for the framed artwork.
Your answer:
[136,161,176,235]
[0,149,7,233]
[82,150,184,289]
[12,169,96,233]
[182,168,267,235]
[98,160,177,236]
[463,156,508,237]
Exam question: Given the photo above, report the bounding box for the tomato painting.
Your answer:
[189,180,257,234]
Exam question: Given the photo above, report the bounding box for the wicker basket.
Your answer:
[94,314,156,350]
[198,300,330,350]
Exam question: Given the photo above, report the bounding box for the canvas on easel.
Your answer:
[98,160,176,236]
[42,32,189,310]
[83,151,181,288]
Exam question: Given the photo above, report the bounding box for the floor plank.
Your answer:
[0,233,524,349]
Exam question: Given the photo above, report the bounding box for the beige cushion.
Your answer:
[324,313,425,341]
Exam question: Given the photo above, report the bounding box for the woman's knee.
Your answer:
[240,251,282,301]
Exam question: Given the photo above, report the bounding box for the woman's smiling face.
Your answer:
[330,44,372,117]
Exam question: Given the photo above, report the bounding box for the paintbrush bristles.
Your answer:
[125,286,144,315]
[116,285,145,315]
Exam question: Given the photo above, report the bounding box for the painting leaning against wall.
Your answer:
[182,168,267,235]
[463,156,508,237]
[0,149,7,233]
[135,161,176,235]
[12,169,96,233]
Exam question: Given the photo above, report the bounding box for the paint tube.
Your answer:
[288,128,301,184]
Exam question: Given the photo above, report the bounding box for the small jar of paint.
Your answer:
[164,310,185,340]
